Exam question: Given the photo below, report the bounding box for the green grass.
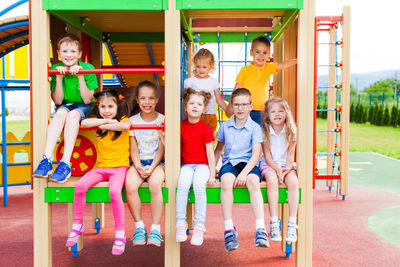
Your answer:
[0,120,30,142]
[316,118,400,160]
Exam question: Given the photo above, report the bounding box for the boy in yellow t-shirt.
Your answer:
[226,36,297,125]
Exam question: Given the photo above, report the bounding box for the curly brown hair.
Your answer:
[182,88,211,111]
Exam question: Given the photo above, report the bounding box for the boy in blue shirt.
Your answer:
[32,33,98,183]
[214,88,268,251]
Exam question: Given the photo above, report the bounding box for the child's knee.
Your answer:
[266,172,278,186]
[66,110,81,122]
[192,181,206,193]
[109,188,122,201]
[75,182,88,195]
[53,109,68,121]
[149,180,162,194]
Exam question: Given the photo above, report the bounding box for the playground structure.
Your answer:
[25,0,315,266]
[313,11,350,200]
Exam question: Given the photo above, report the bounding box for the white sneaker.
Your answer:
[270,221,282,242]
[176,220,188,242]
[286,223,298,242]
[190,224,206,246]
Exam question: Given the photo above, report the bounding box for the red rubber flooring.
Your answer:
[1,184,400,266]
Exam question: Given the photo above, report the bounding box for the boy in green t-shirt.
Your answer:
[33,33,98,183]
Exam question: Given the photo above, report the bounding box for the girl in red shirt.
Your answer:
[176,88,216,246]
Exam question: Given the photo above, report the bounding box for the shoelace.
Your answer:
[256,230,268,240]
[287,224,298,236]
[225,231,237,243]
[149,231,163,241]
[132,229,146,241]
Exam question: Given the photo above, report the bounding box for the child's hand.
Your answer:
[207,177,217,185]
[276,167,284,184]
[104,119,119,124]
[135,165,149,179]
[55,66,68,76]
[225,105,234,118]
[233,173,247,187]
[142,165,153,176]
[69,65,82,75]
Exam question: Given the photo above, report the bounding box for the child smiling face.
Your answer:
[250,42,270,68]
[137,86,159,115]
[57,41,82,67]
[98,96,118,119]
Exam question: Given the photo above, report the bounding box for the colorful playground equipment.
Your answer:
[313,10,350,200]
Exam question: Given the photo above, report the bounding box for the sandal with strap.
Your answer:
[112,237,126,255]
[66,225,86,247]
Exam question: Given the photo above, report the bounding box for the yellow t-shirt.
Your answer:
[235,63,278,111]
[96,117,130,168]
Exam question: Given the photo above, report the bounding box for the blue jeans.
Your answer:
[219,162,262,181]
[250,110,263,126]
[56,103,91,120]
[176,164,209,225]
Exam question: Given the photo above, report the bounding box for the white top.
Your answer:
[129,112,165,160]
[184,76,219,114]
[268,125,295,166]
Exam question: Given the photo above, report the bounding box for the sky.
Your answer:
[2,0,400,75]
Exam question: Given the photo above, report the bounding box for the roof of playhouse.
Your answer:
[0,15,29,58]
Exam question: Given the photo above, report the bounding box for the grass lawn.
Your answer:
[316,118,400,160]
[2,119,400,160]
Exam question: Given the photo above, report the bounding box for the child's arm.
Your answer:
[77,74,95,104]
[276,59,297,71]
[51,67,67,105]
[214,88,228,112]
[144,139,165,176]
[81,118,118,128]
[283,139,296,177]
[99,119,131,131]
[234,143,262,187]
[129,136,148,178]
[225,83,241,118]
[263,142,284,183]
[206,142,216,185]
[214,141,224,167]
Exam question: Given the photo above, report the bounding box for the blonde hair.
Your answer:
[193,48,215,75]
[262,97,296,151]
[182,88,211,109]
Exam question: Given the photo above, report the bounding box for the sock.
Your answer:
[288,216,297,225]
[255,219,265,230]
[151,224,161,232]
[135,220,145,229]
[61,159,71,166]
[270,216,278,224]
[224,219,234,231]
[115,230,125,245]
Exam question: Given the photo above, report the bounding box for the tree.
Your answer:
[390,105,398,127]
[368,104,375,123]
[350,84,357,95]
[376,104,384,126]
[350,101,355,122]
[361,105,368,123]
[364,78,400,94]
[383,104,390,126]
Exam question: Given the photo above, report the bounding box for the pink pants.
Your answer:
[73,166,129,231]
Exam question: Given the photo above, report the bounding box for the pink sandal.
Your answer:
[112,237,126,255]
[66,225,86,247]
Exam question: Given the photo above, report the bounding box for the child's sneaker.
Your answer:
[270,221,282,242]
[176,220,188,242]
[33,156,53,178]
[49,161,71,183]
[254,228,270,247]
[112,237,126,255]
[131,227,147,246]
[147,229,163,246]
[66,225,85,247]
[286,223,298,242]
[224,228,238,252]
[190,224,205,246]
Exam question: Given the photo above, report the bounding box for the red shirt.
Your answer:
[181,119,215,165]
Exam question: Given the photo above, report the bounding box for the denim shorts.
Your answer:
[250,110,263,126]
[131,159,165,167]
[56,103,91,120]
[219,162,262,181]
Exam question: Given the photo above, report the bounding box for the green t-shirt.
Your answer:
[50,61,98,104]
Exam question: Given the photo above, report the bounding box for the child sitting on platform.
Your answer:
[176,88,216,246]
[214,88,269,251]
[184,48,229,131]
[125,80,165,247]
[66,89,131,255]
[261,97,299,243]
[33,33,98,183]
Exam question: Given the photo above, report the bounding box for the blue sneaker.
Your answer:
[255,228,270,247]
[33,156,53,178]
[49,161,71,183]
[224,228,238,252]
[131,227,147,246]
[147,229,163,247]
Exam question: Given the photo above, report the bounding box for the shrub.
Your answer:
[350,101,355,122]
[383,104,390,126]
[361,105,368,123]
[368,104,375,123]
[376,104,384,126]
[390,105,398,127]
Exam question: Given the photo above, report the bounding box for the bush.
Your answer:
[361,105,368,123]
[317,103,321,118]
[322,104,327,119]
[383,104,390,126]
[368,104,375,123]
[350,101,355,122]
[376,104,384,126]
[390,105,398,127]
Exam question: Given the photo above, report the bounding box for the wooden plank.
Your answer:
[273,36,283,97]
[326,27,336,179]
[340,6,351,197]
[296,0,314,265]
[164,1,181,265]
[282,18,298,120]
[91,203,105,229]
